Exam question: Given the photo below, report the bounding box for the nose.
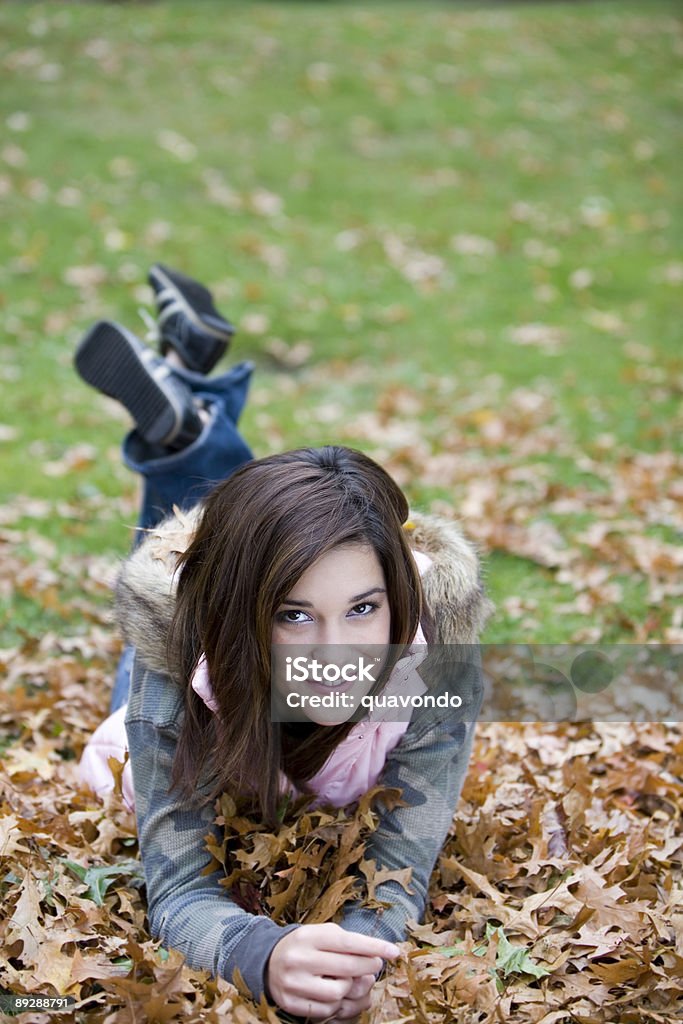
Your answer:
[308,622,352,656]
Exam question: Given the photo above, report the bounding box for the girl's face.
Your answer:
[272,542,391,646]
[271,542,391,724]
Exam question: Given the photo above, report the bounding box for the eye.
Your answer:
[349,601,379,617]
[276,609,312,624]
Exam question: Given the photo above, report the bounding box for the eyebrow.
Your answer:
[281,586,387,608]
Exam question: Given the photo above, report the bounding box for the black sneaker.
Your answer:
[74,321,202,450]
[148,263,235,375]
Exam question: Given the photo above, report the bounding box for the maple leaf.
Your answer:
[59,858,144,906]
[481,924,551,982]
[30,938,75,995]
[0,813,29,858]
[360,857,415,904]
[6,873,43,964]
[302,876,361,924]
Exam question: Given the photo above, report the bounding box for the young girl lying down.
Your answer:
[77,266,490,1021]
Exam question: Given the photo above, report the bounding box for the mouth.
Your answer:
[307,675,356,693]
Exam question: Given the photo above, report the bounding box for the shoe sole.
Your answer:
[75,321,181,444]
[148,264,234,342]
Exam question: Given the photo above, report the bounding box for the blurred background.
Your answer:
[1,0,681,651]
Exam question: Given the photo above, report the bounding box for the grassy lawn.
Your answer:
[1,0,681,648]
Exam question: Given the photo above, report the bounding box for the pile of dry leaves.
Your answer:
[1,601,682,1022]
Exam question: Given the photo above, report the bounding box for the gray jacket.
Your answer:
[116,507,491,1000]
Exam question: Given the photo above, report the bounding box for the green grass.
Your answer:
[0,0,680,647]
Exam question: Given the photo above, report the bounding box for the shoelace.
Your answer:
[137,305,160,344]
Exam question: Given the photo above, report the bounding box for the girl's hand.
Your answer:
[324,972,376,1021]
[266,922,399,1020]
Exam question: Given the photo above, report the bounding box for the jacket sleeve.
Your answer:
[338,653,481,943]
[125,659,299,1000]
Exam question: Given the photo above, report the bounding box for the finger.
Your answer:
[280,994,343,1020]
[345,973,376,999]
[313,925,400,961]
[283,972,352,1004]
[302,951,384,979]
[320,983,374,1022]
[334,991,373,1019]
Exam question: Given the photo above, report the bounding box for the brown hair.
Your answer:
[169,445,424,823]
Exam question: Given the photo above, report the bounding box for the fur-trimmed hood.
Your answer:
[115,506,492,674]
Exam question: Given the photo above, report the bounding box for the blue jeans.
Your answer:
[110,360,255,711]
